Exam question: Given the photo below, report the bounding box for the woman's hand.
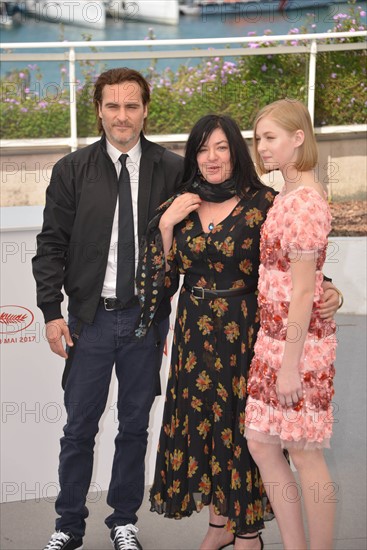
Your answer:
[276,366,303,408]
[319,281,341,320]
[159,193,202,230]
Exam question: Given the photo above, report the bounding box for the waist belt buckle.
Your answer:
[103,298,115,311]
[192,286,205,300]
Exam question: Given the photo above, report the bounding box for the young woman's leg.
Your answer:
[290,448,335,550]
[247,440,307,549]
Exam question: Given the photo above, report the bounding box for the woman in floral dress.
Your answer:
[245,99,338,549]
[136,114,339,550]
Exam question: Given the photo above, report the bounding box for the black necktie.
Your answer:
[116,154,135,304]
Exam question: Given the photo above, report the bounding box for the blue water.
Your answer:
[1,2,365,84]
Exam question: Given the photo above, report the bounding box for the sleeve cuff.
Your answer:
[39,302,63,324]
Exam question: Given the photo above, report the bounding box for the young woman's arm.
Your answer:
[276,252,317,407]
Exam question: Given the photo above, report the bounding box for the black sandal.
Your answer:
[235,531,264,549]
[209,523,235,550]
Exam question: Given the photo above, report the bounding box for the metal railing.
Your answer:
[1,31,366,151]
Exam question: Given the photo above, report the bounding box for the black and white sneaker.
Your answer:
[43,531,83,550]
[110,524,143,550]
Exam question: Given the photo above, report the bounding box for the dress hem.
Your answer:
[149,493,272,534]
[245,426,331,451]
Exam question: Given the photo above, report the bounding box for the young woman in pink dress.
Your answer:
[245,99,337,549]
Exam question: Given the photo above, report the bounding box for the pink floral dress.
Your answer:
[245,186,337,450]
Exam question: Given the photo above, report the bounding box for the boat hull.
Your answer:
[23,0,106,28]
[106,0,179,25]
[180,0,346,17]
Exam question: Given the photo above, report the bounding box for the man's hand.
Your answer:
[45,318,73,358]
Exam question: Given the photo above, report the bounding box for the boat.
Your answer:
[22,0,106,29]
[106,0,179,26]
[179,0,200,15]
[0,1,22,27]
[179,0,349,17]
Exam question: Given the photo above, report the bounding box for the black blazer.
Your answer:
[32,134,184,324]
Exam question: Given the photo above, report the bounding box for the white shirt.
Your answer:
[101,139,141,298]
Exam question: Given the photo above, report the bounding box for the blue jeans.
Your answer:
[55,303,169,538]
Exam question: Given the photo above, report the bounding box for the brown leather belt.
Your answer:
[100,296,139,311]
[183,282,256,300]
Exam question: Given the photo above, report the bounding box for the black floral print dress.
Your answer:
[137,186,276,534]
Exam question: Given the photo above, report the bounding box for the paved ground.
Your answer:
[1,313,366,550]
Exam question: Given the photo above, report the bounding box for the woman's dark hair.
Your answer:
[181,114,264,197]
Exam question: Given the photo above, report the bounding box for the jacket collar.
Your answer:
[138,133,164,239]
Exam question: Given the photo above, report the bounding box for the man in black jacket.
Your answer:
[33,68,184,550]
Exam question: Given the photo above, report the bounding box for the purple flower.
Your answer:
[19,72,25,79]
[261,64,267,72]
[21,107,28,113]
[360,10,366,17]
[331,73,337,79]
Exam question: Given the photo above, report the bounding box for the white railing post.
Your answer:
[308,39,318,125]
[68,46,78,152]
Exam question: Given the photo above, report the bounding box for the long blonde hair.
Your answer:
[253,99,318,175]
